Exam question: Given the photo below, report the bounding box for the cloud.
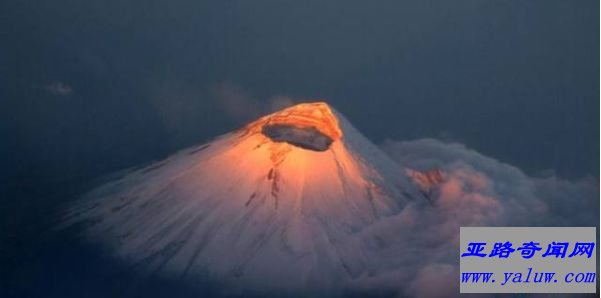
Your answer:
[266,95,296,113]
[146,80,208,144]
[143,81,298,147]
[353,138,599,297]
[408,264,458,298]
[42,81,73,96]
[212,82,262,123]
[211,82,296,124]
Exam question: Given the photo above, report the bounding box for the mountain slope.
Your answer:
[63,102,424,292]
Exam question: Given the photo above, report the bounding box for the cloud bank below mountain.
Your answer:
[353,138,599,297]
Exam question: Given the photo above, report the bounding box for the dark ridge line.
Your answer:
[245,192,257,207]
[188,144,210,155]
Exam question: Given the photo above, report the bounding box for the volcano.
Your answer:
[63,102,428,294]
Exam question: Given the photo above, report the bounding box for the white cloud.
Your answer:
[359,138,599,297]
[212,82,296,123]
[42,81,73,96]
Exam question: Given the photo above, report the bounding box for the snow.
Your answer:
[61,102,425,294]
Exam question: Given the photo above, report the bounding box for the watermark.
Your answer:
[460,227,597,293]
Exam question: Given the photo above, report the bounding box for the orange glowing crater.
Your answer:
[244,102,343,151]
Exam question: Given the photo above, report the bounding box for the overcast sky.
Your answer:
[1,0,598,189]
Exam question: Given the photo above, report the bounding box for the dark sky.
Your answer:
[1,0,598,190]
[0,2,598,297]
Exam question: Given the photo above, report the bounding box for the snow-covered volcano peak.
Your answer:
[248,101,342,139]
[62,101,424,294]
[242,102,342,151]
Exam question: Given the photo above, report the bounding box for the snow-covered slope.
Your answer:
[63,102,425,293]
